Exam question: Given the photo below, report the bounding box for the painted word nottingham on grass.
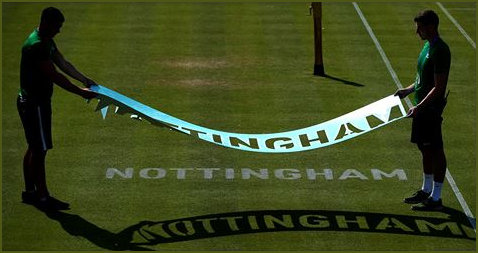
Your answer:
[106,168,408,181]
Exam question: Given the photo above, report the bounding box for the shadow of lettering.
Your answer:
[44,207,475,250]
[131,208,475,246]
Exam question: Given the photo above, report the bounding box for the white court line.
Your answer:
[446,8,476,11]
[352,2,476,232]
[351,2,411,109]
[437,2,476,49]
[446,170,477,231]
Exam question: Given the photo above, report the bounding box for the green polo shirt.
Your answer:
[20,28,57,103]
[414,37,451,105]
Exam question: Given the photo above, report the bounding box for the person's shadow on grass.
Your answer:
[321,74,365,87]
[43,211,153,251]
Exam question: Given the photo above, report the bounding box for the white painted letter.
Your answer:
[371,169,407,180]
[140,168,166,179]
[196,168,220,179]
[106,168,134,179]
[306,168,333,180]
[242,168,269,179]
[225,168,235,179]
[339,169,368,180]
[275,169,301,180]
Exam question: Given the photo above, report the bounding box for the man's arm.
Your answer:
[39,59,97,99]
[407,73,448,118]
[52,49,96,87]
[394,83,415,99]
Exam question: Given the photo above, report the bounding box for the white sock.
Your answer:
[421,173,433,193]
[431,181,443,201]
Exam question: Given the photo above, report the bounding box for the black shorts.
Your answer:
[17,96,53,151]
[411,110,443,149]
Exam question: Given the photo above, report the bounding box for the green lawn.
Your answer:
[2,2,475,251]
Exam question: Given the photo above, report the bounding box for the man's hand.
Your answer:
[80,88,97,99]
[394,84,415,99]
[394,88,411,99]
[406,106,420,118]
[83,78,97,88]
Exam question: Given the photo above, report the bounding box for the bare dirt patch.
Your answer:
[177,79,229,87]
[163,58,231,69]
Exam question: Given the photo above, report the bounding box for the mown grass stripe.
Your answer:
[352,2,411,107]
[437,2,476,49]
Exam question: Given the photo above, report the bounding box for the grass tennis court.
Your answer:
[2,2,476,251]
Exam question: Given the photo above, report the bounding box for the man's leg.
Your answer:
[431,147,447,183]
[403,144,434,204]
[420,144,434,193]
[420,145,447,194]
[21,148,38,205]
[411,145,446,210]
[29,147,70,211]
[29,148,49,200]
[430,147,447,201]
[23,148,35,192]
[21,147,50,205]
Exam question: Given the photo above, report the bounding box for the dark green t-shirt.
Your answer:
[20,28,57,104]
[414,37,451,105]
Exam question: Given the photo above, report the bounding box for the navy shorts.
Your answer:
[411,109,443,149]
[17,96,53,151]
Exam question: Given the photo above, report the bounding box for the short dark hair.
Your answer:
[41,7,65,24]
[414,10,439,27]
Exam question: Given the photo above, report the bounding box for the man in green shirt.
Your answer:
[395,10,450,211]
[17,7,97,211]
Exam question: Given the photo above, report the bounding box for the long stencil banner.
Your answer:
[90,85,407,153]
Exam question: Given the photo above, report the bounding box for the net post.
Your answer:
[312,2,325,76]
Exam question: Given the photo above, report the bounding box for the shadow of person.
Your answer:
[321,74,365,87]
[44,210,153,251]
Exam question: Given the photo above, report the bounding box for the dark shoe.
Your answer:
[412,197,443,211]
[36,196,70,211]
[403,190,430,204]
[21,191,38,205]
